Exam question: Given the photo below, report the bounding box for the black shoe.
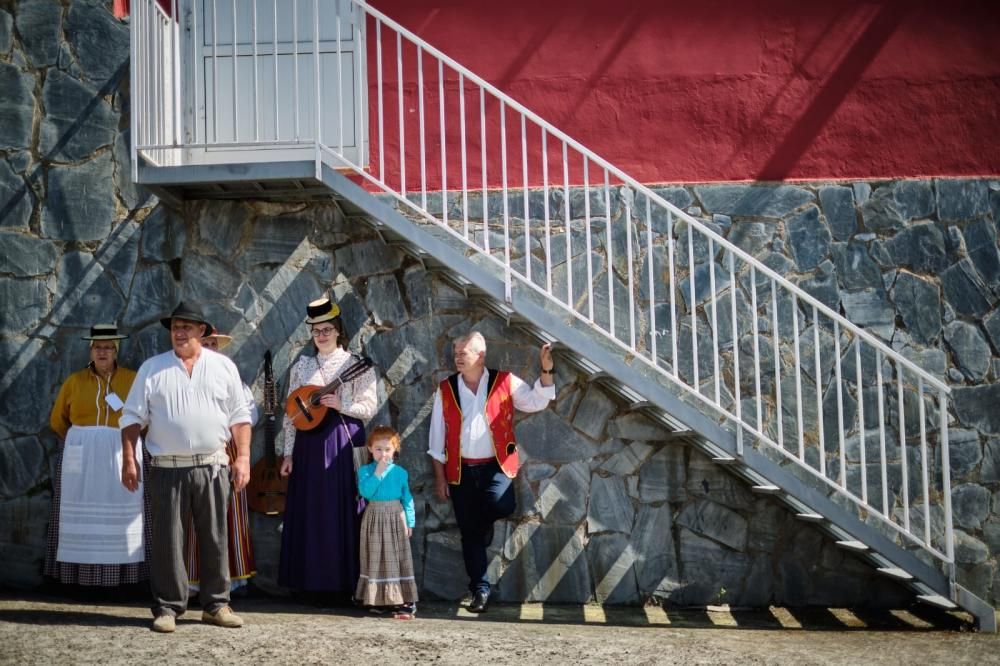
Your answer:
[468,591,489,613]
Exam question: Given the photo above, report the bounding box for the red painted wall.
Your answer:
[366,0,1000,185]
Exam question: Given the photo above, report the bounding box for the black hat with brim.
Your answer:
[160,302,215,336]
[82,323,128,341]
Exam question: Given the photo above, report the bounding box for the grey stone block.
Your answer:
[676,498,748,551]
[0,9,11,54]
[981,437,1000,483]
[0,62,35,152]
[422,529,469,600]
[638,446,686,503]
[941,258,993,317]
[0,493,51,590]
[943,320,991,382]
[588,473,635,533]
[852,182,871,205]
[498,523,589,603]
[100,221,140,293]
[883,221,948,274]
[237,215,310,267]
[0,232,57,277]
[685,453,755,510]
[113,130,150,210]
[840,289,894,338]
[937,179,990,221]
[891,272,940,346]
[537,461,589,525]
[832,241,882,291]
[954,530,989,565]
[819,185,857,241]
[121,264,178,328]
[0,159,33,230]
[140,207,186,261]
[0,342,61,433]
[747,501,784,553]
[952,483,990,531]
[587,532,638,604]
[366,274,408,327]
[64,0,130,85]
[606,412,670,441]
[694,185,813,218]
[15,0,61,67]
[571,384,616,441]
[674,528,751,605]
[631,503,679,596]
[517,410,596,463]
[402,266,433,320]
[0,277,47,336]
[953,385,1000,436]
[892,180,934,221]
[786,206,831,271]
[334,238,403,276]
[947,428,982,478]
[796,265,840,313]
[39,69,118,161]
[679,261,730,310]
[41,153,115,241]
[728,221,777,258]
[180,254,242,303]
[963,218,1000,290]
[650,186,694,220]
[0,437,46,499]
[55,250,126,325]
[860,186,905,232]
[600,441,653,476]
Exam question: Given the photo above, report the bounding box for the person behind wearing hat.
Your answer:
[184,331,258,595]
[120,303,252,633]
[44,324,150,590]
[277,296,378,600]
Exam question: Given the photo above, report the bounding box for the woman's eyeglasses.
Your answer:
[311,327,337,338]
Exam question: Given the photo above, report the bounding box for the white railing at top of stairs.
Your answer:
[131,0,955,573]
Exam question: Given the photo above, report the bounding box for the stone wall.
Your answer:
[2,0,1000,609]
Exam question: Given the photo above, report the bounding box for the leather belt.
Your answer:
[461,456,495,465]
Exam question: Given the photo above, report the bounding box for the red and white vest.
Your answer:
[440,369,519,484]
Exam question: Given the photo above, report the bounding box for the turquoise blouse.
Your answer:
[357,461,416,528]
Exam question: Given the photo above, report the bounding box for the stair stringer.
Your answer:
[318,163,997,631]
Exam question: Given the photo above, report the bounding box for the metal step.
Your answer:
[835,540,869,552]
[751,485,781,495]
[795,512,825,523]
[916,594,958,610]
[712,456,738,465]
[877,567,915,581]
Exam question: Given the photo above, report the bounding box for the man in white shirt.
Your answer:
[120,303,251,634]
[428,332,555,613]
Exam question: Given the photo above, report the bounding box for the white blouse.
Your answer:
[281,348,378,456]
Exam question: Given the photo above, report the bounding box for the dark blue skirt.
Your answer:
[278,411,365,592]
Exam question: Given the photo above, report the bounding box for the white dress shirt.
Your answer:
[427,369,555,463]
[120,348,252,457]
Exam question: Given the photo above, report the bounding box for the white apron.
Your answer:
[56,425,145,564]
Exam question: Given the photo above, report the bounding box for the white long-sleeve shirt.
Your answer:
[120,348,251,457]
[427,369,555,463]
[281,348,378,456]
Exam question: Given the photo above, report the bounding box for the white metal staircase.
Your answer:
[130,0,995,630]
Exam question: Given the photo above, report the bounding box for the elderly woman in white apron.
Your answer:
[43,324,150,586]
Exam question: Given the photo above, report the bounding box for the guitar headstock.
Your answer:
[263,350,278,416]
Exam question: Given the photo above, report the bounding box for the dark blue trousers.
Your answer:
[449,460,516,595]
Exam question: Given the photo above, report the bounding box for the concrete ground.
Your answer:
[0,591,997,664]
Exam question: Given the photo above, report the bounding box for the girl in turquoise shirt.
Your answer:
[355,426,419,618]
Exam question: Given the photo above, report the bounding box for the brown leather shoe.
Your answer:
[201,606,244,628]
[152,614,176,633]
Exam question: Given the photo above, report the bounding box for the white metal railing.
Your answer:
[131,0,955,573]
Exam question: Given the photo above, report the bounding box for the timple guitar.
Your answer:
[285,355,374,431]
[246,351,288,515]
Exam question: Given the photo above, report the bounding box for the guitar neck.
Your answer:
[263,414,277,465]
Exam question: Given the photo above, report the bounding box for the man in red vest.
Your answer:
[428,331,555,613]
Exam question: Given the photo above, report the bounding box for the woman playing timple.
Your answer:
[278,297,378,599]
[44,324,150,588]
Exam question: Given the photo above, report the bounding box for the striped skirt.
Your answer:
[185,440,256,587]
[355,500,418,607]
